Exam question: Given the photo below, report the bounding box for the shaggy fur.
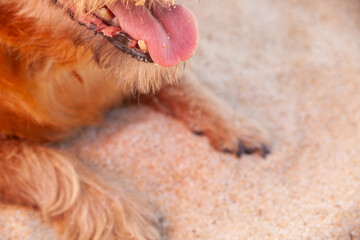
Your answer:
[0,0,269,239]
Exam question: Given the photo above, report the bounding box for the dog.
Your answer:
[0,0,270,239]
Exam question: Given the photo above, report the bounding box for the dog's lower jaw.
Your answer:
[0,1,180,92]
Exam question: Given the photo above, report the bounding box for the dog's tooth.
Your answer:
[135,0,146,6]
[97,8,115,22]
[112,17,119,26]
[138,40,148,53]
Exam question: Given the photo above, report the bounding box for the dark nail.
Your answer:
[261,144,271,158]
[236,140,245,158]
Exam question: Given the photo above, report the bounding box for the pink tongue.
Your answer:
[109,1,198,67]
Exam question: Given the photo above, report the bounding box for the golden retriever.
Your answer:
[0,0,269,239]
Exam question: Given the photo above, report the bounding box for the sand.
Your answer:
[1,0,360,239]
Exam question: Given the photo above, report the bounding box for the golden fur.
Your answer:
[0,0,269,239]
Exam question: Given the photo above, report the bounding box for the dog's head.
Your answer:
[0,0,198,92]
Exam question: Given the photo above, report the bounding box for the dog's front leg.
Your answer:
[0,140,162,240]
[148,72,270,158]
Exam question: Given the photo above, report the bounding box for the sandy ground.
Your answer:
[2,0,360,239]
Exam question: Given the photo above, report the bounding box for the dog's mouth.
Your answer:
[56,0,198,67]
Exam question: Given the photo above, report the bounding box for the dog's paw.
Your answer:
[195,115,270,158]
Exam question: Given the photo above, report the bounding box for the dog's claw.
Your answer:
[244,143,270,159]
[260,144,271,158]
[238,141,270,159]
[222,141,270,158]
[236,140,245,158]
